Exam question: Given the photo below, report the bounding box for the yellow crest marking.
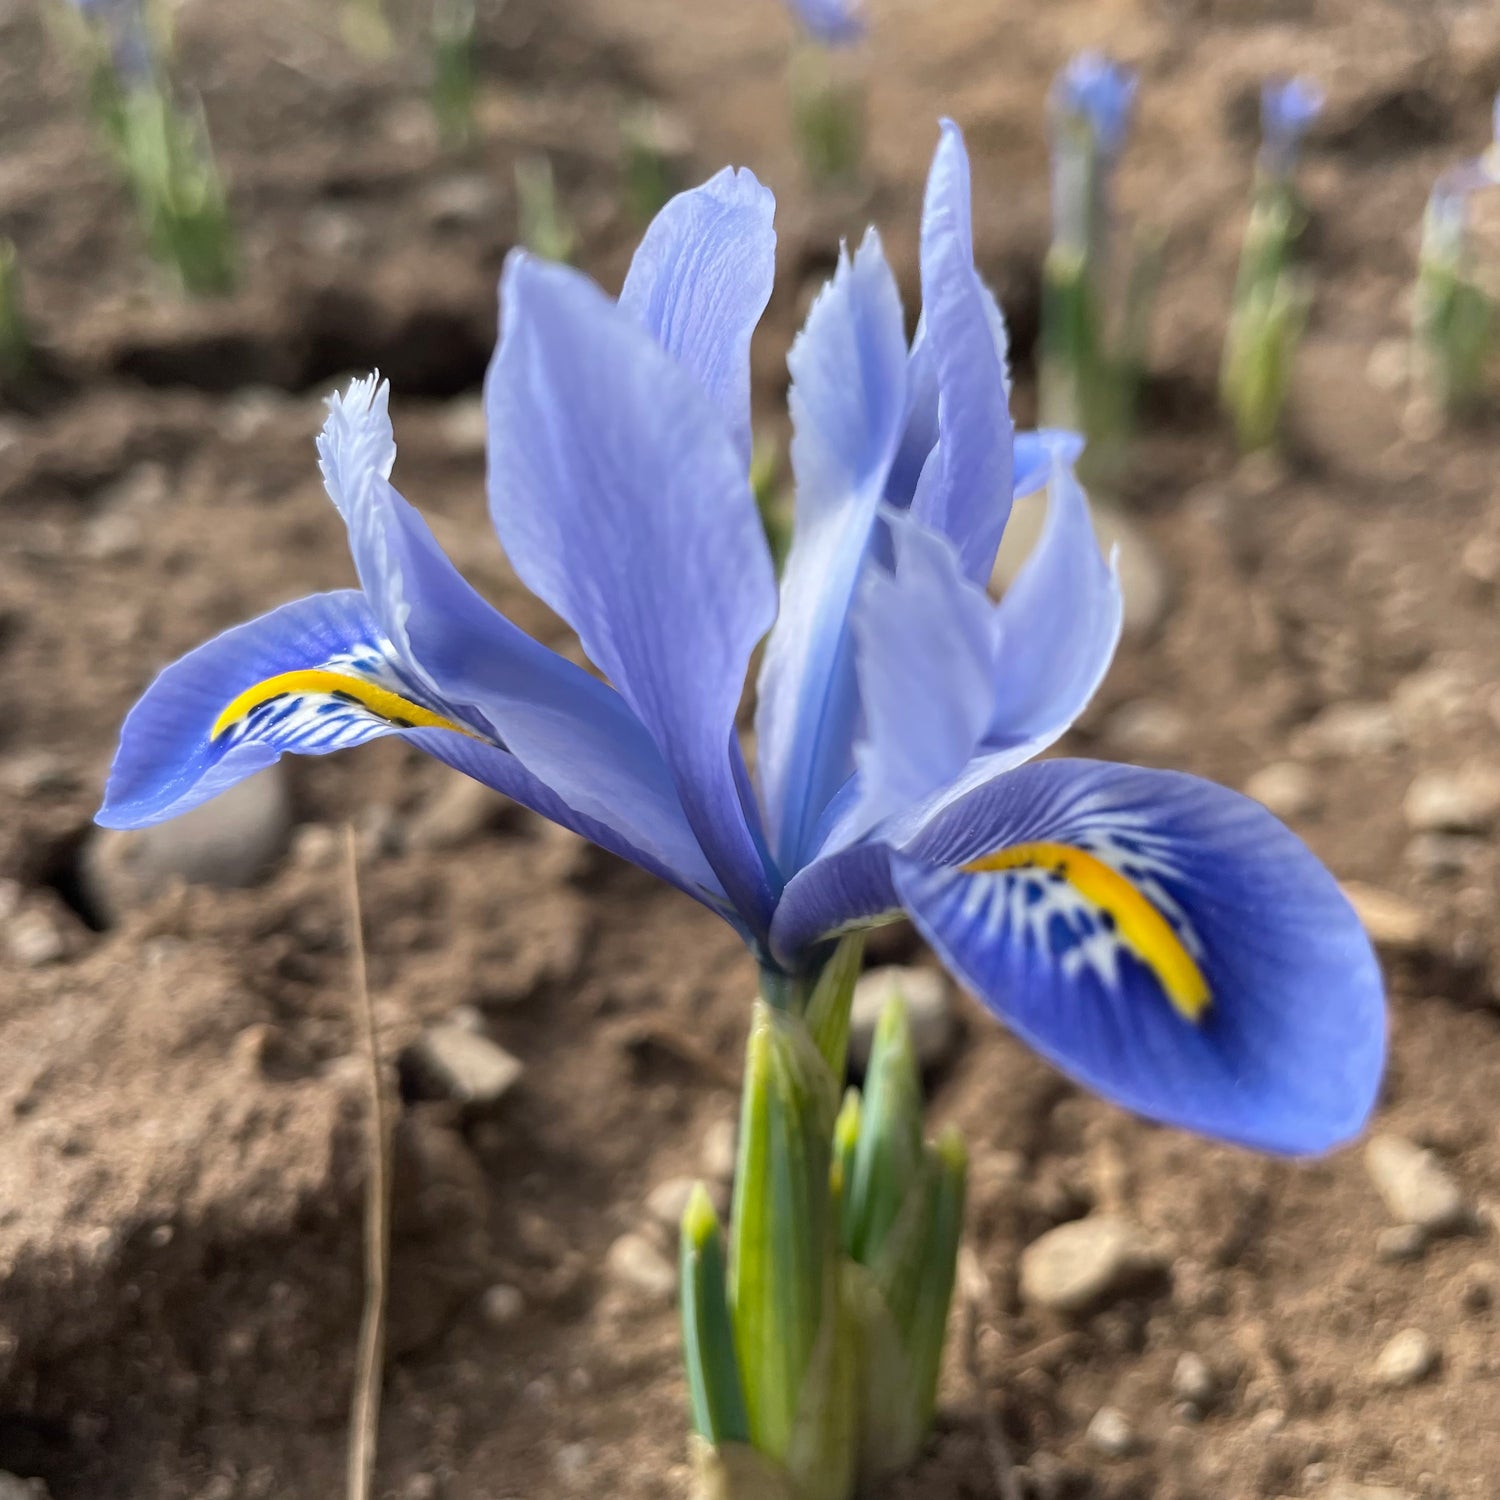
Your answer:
[210,669,474,742]
[962,840,1211,1022]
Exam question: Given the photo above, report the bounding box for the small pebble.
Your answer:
[404,1023,523,1105]
[7,908,67,968]
[605,1233,676,1302]
[1244,762,1319,820]
[1249,1408,1286,1436]
[0,1474,51,1499]
[401,1477,440,1500]
[643,1176,698,1232]
[1375,1224,1428,1263]
[1291,702,1402,760]
[1171,1351,1215,1405]
[1458,1261,1499,1313]
[0,752,73,797]
[1085,1405,1134,1458]
[1365,1134,1466,1233]
[848,965,955,1071]
[1105,700,1188,757]
[554,1442,590,1478]
[1372,1327,1437,1388]
[1342,882,1428,953]
[1019,1214,1168,1314]
[1403,833,1486,879]
[290,823,341,870]
[480,1284,525,1328]
[1402,767,1500,834]
[701,1117,736,1182]
[407,776,502,852]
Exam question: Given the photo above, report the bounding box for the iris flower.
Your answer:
[100,122,1383,1155]
[1259,77,1323,181]
[784,0,864,47]
[1051,52,1137,162]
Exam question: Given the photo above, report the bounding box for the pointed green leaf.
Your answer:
[803,933,865,1083]
[681,1184,749,1446]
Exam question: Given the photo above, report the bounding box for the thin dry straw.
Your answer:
[343,824,392,1500]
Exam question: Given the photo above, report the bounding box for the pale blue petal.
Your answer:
[487,253,777,931]
[753,229,909,872]
[895,759,1386,1154]
[618,167,776,467]
[837,512,996,845]
[318,377,722,893]
[1011,428,1084,499]
[985,456,1122,750]
[884,321,938,509]
[99,591,440,827]
[907,121,1014,583]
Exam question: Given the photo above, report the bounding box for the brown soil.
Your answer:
[3,0,1500,1497]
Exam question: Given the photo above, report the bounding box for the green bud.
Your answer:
[842,991,923,1265]
[788,45,865,189]
[431,0,477,150]
[515,155,578,266]
[681,1184,749,1447]
[803,933,865,1083]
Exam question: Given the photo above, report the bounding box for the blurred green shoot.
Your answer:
[1414,180,1494,418]
[0,239,34,383]
[431,0,478,150]
[55,0,235,296]
[621,103,691,227]
[789,46,865,189]
[1219,79,1321,451]
[341,0,393,60]
[680,951,966,1500]
[1040,54,1153,488]
[751,438,793,574]
[515,155,577,265]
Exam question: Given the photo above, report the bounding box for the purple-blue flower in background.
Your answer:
[1051,52,1137,160]
[71,0,154,83]
[100,121,1385,1156]
[784,0,864,47]
[1259,76,1323,180]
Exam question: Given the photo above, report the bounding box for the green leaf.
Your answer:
[844,992,923,1266]
[729,1003,838,1465]
[681,1184,749,1446]
[803,933,865,1083]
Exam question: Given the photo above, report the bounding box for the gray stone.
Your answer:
[1365,1134,1466,1233]
[1341,882,1428,953]
[1291,702,1402,760]
[605,1232,675,1302]
[1171,1351,1215,1405]
[1372,1327,1437,1388]
[1402,767,1500,834]
[81,767,293,922]
[405,1023,523,1105]
[1375,1224,1427,1263]
[1243,762,1319,820]
[1018,1214,1168,1314]
[849,965,955,1072]
[407,776,502,852]
[480,1283,525,1328]
[643,1176,698,1232]
[700,1117,736,1183]
[1085,1406,1134,1458]
[0,1473,50,1499]
[1105,700,1188,757]
[7,908,67,968]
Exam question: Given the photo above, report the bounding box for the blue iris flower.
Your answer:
[1051,52,1137,160]
[99,121,1384,1156]
[1259,77,1323,180]
[784,0,864,47]
[71,0,154,83]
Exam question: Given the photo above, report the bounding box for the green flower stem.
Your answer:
[681,956,967,1500]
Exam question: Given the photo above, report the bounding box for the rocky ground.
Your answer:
[3,0,1500,1497]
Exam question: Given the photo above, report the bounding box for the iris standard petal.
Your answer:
[617,166,776,467]
[318,377,721,892]
[907,121,1014,583]
[1011,428,1085,499]
[894,759,1385,1154]
[98,590,464,827]
[753,229,909,872]
[487,252,778,931]
[985,456,1122,751]
[838,512,996,844]
[769,837,900,966]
